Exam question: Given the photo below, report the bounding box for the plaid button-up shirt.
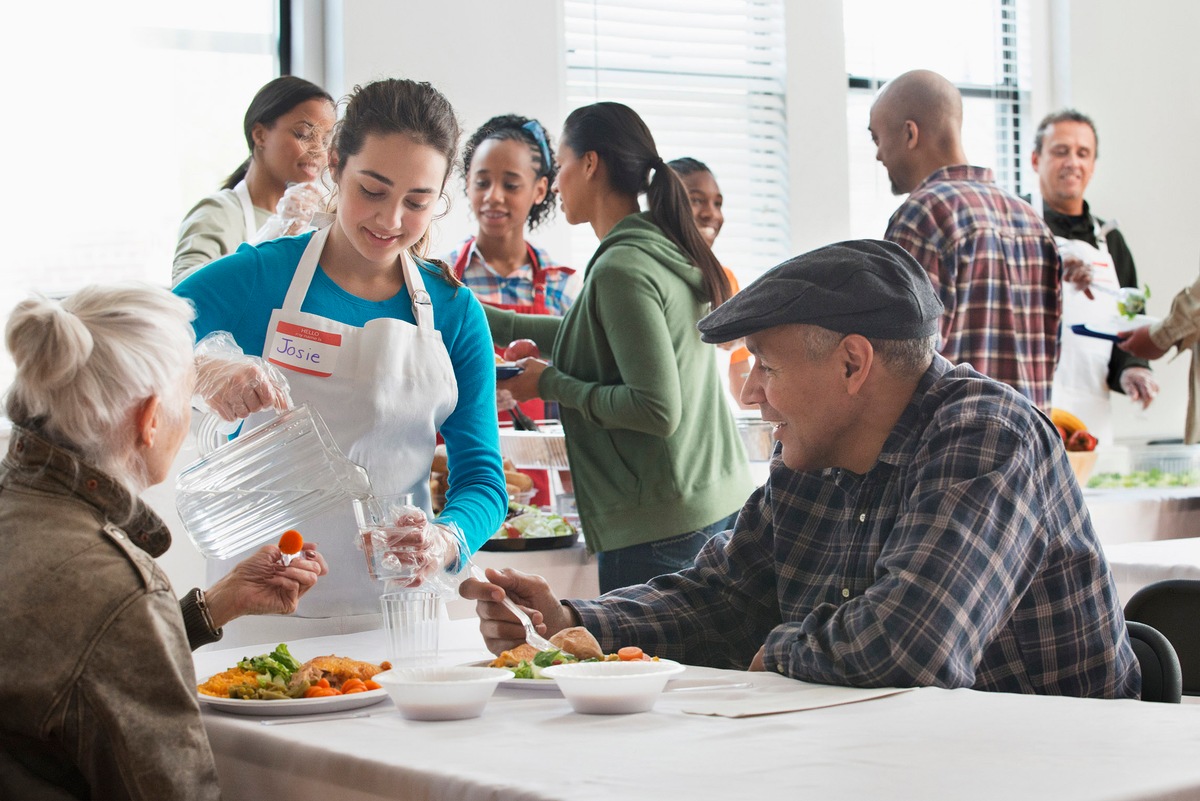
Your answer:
[445,239,576,315]
[570,357,1138,698]
[885,165,1061,410]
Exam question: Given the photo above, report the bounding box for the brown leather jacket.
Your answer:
[0,427,220,800]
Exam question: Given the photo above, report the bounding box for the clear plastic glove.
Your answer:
[192,331,292,424]
[1119,366,1159,409]
[360,500,467,597]
[247,182,325,244]
[496,388,519,412]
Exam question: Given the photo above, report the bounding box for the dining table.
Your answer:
[194,618,1200,801]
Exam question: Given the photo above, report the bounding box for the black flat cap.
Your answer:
[698,239,943,343]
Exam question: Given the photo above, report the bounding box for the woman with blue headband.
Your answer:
[445,114,578,507]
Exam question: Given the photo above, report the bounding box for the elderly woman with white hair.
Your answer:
[0,283,328,800]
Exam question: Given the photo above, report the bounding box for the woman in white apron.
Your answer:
[175,78,508,646]
[172,76,335,285]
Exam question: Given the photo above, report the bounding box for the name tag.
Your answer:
[267,321,342,378]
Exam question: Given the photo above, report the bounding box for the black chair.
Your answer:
[1126,621,1182,703]
[1125,579,1200,698]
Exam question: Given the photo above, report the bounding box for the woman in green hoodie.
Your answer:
[489,102,755,592]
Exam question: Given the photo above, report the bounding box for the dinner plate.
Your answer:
[480,532,578,552]
[464,660,562,692]
[496,364,524,380]
[198,688,389,716]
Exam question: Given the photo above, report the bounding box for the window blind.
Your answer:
[564,0,790,280]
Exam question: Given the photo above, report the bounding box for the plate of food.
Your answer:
[480,502,578,552]
[1071,314,1158,342]
[475,627,659,690]
[197,643,392,716]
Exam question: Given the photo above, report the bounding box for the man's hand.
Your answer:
[1062,254,1095,299]
[748,645,767,671]
[459,567,576,655]
[1119,366,1159,409]
[203,543,328,628]
[1117,326,1170,360]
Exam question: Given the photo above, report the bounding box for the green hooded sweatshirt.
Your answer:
[485,212,754,553]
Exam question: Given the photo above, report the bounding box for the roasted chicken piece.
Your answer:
[288,654,392,690]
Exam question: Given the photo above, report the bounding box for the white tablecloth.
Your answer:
[195,619,1200,801]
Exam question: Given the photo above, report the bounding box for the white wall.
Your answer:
[1049,0,1200,442]
[328,0,574,263]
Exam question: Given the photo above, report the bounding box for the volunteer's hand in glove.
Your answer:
[1119,366,1159,409]
[247,182,326,244]
[1117,326,1170,361]
[359,501,466,594]
[496,388,519,412]
[194,355,292,422]
[1062,254,1095,299]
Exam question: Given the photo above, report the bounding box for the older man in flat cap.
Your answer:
[462,240,1138,698]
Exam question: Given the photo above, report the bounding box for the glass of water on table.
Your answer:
[353,493,442,664]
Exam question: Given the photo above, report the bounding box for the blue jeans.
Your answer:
[596,512,737,593]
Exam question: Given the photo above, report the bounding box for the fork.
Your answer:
[468,563,562,653]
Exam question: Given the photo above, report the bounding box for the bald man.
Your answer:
[870,69,1061,410]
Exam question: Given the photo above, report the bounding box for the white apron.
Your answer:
[205,225,458,647]
[231,180,259,244]
[1050,220,1119,444]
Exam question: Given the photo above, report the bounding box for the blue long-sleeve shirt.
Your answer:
[173,233,507,553]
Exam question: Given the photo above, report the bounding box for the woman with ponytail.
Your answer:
[486,102,754,591]
[0,284,328,798]
[173,76,336,283]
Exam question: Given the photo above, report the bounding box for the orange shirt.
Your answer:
[721,267,750,365]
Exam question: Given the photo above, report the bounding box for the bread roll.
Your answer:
[549,626,604,660]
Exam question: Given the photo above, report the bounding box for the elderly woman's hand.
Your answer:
[202,542,329,628]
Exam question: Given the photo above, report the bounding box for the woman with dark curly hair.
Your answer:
[445,114,576,317]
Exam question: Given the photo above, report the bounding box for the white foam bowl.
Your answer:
[374,666,513,721]
[539,659,686,714]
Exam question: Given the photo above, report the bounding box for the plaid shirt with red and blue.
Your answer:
[885,165,1061,410]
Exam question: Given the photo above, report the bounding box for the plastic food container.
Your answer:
[1128,443,1200,476]
[735,416,776,462]
[540,659,686,714]
[498,423,571,470]
[374,666,513,721]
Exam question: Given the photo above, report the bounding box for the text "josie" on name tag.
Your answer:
[267,321,342,378]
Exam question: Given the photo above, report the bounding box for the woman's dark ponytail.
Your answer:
[561,102,729,307]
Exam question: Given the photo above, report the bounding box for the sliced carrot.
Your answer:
[341,678,366,693]
[278,529,304,555]
[316,677,331,689]
[617,646,644,661]
[363,680,382,691]
[305,686,340,698]
[342,686,367,694]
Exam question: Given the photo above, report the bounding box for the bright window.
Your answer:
[843,0,1032,238]
[0,2,278,395]
[564,0,790,282]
